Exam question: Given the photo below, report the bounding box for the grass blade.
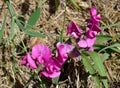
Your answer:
[10,17,15,39]
[70,0,80,9]
[5,0,15,17]
[0,14,7,42]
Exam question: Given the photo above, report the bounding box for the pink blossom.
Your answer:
[92,24,101,32]
[21,53,37,69]
[86,29,97,38]
[77,37,96,51]
[32,44,52,64]
[57,42,74,63]
[67,21,82,38]
[90,7,101,24]
[40,58,61,78]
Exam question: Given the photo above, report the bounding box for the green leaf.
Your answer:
[101,53,109,62]
[81,54,100,88]
[70,0,80,9]
[96,35,112,43]
[94,44,120,54]
[26,7,40,30]
[110,47,120,53]
[101,22,120,30]
[52,76,59,84]
[98,43,120,53]
[94,44,106,50]
[25,30,44,38]
[87,52,108,88]
[0,14,7,42]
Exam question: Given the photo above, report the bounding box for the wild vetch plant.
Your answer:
[21,7,110,88]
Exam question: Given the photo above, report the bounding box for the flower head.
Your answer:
[77,37,96,51]
[21,53,37,70]
[90,6,101,24]
[67,21,82,38]
[40,58,61,78]
[32,44,52,64]
[57,42,74,63]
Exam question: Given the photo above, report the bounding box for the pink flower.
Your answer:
[21,53,37,69]
[40,42,74,78]
[32,44,52,64]
[77,37,96,51]
[92,24,101,32]
[86,29,97,38]
[57,42,74,64]
[40,58,61,78]
[67,21,82,38]
[90,7,101,24]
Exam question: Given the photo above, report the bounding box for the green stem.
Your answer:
[34,69,45,88]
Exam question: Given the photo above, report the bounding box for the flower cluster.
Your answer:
[22,43,74,78]
[21,7,101,79]
[67,7,101,51]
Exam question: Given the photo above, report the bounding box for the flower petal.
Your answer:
[86,29,97,38]
[77,39,87,48]
[90,6,97,17]
[67,21,82,38]
[86,37,96,47]
[27,53,37,69]
[40,71,61,78]
[32,44,52,63]
[21,54,27,65]
[57,42,74,63]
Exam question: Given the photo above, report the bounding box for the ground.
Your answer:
[0,0,120,88]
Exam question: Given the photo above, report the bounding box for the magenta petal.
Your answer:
[90,7,97,17]
[57,45,68,62]
[86,30,97,38]
[32,44,42,59]
[92,24,101,32]
[77,39,87,48]
[40,71,61,78]
[32,44,52,63]
[27,53,37,69]
[57,42,74,53]
[88,46,94,52]
[86,37,96,47]
[67,21,82,38]
[96,14,101,21]
[21,54,27,65]
[57,42,74,63]
[40,58,62,78]
[89,7,101,25]
[38,56,44,64]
